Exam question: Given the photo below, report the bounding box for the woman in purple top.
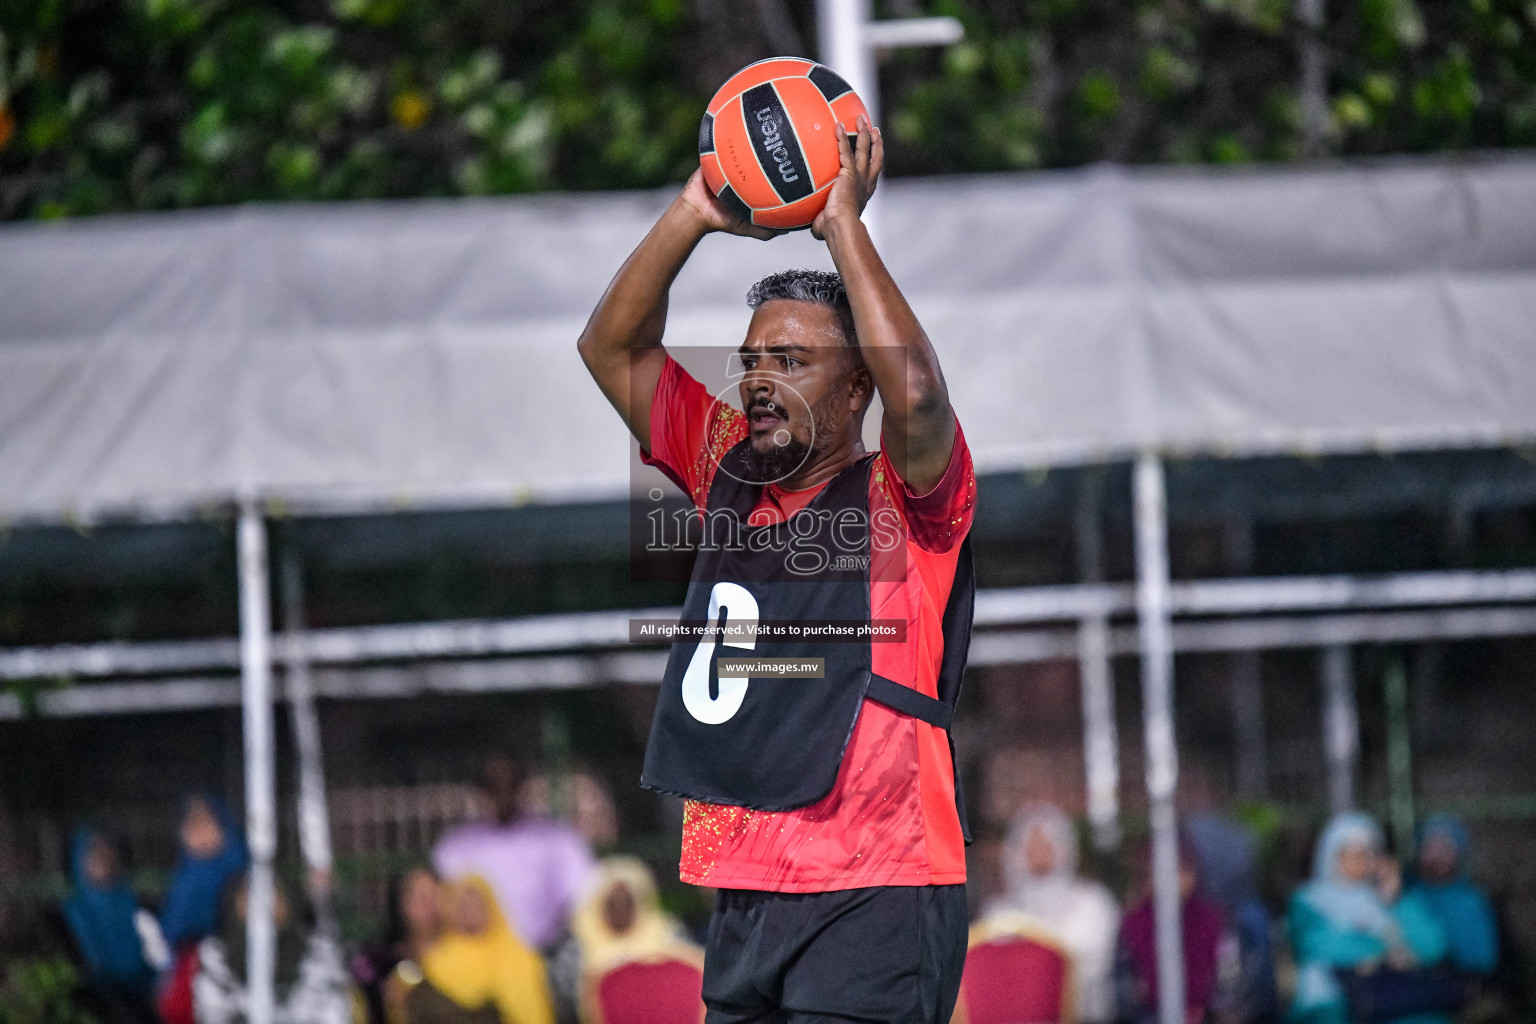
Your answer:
[432,755,597,951]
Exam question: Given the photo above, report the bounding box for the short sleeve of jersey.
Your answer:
[875,421,976,554]
[640,356,747,511]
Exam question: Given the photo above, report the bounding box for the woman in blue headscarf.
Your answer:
[159,792,250,949]
[63,826,159,1023]
[1286,812,1448,1024]
[1406,815,1498,976]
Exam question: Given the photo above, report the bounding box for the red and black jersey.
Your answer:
[641,357,977,892]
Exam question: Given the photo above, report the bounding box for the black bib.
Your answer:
[641,440,974,826]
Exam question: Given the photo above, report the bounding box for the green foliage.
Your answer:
[1,0,1534,219]
[0,960,96,1024]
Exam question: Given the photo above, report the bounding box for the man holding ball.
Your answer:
[578,117,975,1024]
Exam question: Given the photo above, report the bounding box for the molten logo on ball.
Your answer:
[755,108,801,185]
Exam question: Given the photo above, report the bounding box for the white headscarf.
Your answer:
[1000,803,1083,921]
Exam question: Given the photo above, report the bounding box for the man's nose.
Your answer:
[744,373,776,399]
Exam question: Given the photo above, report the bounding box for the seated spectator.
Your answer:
[1185,810,1279,1022]
[571,858,703,1024]
[421,876,555,1024]
[434,755,596,952]
[162,793,250,950]
[1117,837,1227,1024]
[351,867,446,1024]
[572,857,696,976]
[63,825,162,1024]
[983,803,1119,1022]
[192,873,352,1024]
[1286,812,1449,1024]
[1406,815,1498,976]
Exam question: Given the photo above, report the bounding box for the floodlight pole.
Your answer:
[237,500,277,1024]
[1076,471,1120,851]
[1134,452,1186,1024]
[817,0,963,239]
[282,549,337,930]
[1321,644,1358,813]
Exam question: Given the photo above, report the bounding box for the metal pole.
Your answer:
[1225,520,1268,798]
[819,0,883,243]
[1384,653,1416,856]
[281,548,336,927]
[1076,472,1120,850]
[819,0,879,124]
[1232,653,1267,797]
[1133,453,1185,1024]
[1298,0,1327,156]
[1321,645,1357,814]
[237,501,276,1024]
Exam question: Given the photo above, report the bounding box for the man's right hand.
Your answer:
[676,169,782,241]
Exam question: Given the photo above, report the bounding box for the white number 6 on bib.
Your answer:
[681,581,759,724]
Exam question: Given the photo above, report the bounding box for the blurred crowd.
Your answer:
[57,752,1510,1024]
[59,756,703,1024]
[964,806,1505,1024]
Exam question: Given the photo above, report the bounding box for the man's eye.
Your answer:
[740,356,756,369]
[783,357,800,369]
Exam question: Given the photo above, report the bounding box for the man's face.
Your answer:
[737,300,866,483]
[479,756,522,825]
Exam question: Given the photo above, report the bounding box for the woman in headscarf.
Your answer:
[421,875,555,1024]
[351,867,448,1024]
[1117,836,1228,1024]
[161,793,250,950]
[1406,815,1498,976]
[1184,812,1279,1023]
[1286,812,1449,1024]
[63,826,161,1024]
[571,856,696,977]
[192,873,353,1024]
[983,803,1120,1022]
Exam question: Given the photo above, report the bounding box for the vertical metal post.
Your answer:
[1384,653,1417,857]
[237,501,276,1024]
[1298,0,1327,156]
[819,0,879,124]
[1225,521,1267,799]
[1321,645,1358,814]
[1133,453,1185,1024]
[282,549,335,927]
[819,0,883,244]
[817,0,962,245]
[1076,471,1120,851]
[1232,653,1267,797]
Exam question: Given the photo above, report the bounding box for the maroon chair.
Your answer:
[583,953,706,1024]
[953,917,1075,1024]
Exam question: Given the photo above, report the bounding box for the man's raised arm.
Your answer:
[578,170,778,451]
[813,120,956,496]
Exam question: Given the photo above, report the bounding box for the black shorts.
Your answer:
[701,884,968,1024]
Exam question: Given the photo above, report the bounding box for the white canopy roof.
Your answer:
[3,154,1535,525]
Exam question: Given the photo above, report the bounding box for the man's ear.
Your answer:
[849,363,873,411]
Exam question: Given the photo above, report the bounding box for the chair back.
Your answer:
[585,954,705,1024]
[954,917,1075,1024]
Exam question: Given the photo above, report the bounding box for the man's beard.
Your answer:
[740,389,845,484]
[742,433,812,483]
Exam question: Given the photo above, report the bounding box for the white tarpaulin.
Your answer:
[3,154,1535,525]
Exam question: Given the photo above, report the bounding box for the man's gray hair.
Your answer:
[746,269,857,347]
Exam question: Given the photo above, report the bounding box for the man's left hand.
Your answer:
[811,116,882,241]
